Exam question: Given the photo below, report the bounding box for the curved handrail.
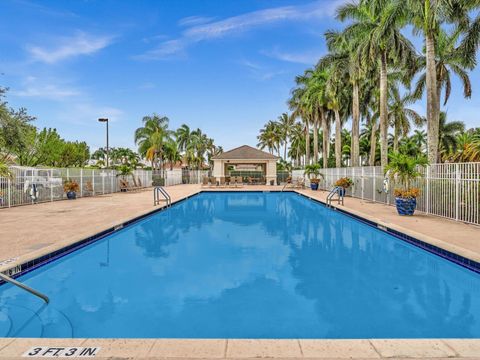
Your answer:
[0,272,49,303]
[153,186,171,206]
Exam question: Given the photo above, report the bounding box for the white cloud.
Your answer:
[239,59,286,81]
[138,0,340,60]
[178,15,215,27]
[11,76,81,100]
[262,48,324,65]
[27,31,113,64]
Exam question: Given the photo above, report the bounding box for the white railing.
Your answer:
[294,163,480,226]
[0,166,153,209]
[0,167,211,209]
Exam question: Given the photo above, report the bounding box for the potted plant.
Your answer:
[64,179,80,200]
[335,177,353,197]
[384,152,428,216]
[304,164,324,190]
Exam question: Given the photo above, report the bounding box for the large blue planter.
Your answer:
[66,191,77,200]
[337,187,346,197]
[310,182,319,190]
[395,197,416,216]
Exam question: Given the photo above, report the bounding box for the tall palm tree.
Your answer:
[407,0,472,164]
[277,112,295,161]
[338,0,416,167]
[134,114,171,171]
[322,29,362,166]
[412,28,473,118]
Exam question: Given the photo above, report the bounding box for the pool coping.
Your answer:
[1,338,480,359]
[1,189,480,358]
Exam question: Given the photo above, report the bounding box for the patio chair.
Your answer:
[202,176,209,187]
[219,177,227,188]
[119,179,129,192]
[209,176,217,187]
[235,176,244,187]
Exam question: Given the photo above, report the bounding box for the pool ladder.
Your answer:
[326,186,344,207]
[154,186,171,207]
[0,272,49,303]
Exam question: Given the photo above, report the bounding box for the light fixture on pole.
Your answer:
[98,118,109,168]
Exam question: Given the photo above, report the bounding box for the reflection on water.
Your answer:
[0,192,479,338]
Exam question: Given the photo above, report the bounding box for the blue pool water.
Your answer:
[0,192,479,338]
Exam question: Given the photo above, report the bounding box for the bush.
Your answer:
[63,179,80,193]
[335,177,353,188]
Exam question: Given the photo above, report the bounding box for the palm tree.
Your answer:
[338,0,416,167]
[164,139,182,170]
[277,112,294,161]
[406,0,472,164]
[438,112,465,161]
[176,124,192,152]
[257,120,280,155]
[388,87,424,153]
[322,29,362,166]
[411,129,427,153]
[134,114,171,171]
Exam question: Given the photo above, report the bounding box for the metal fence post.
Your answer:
[373,167,376,203]
[455,163,460,221]
[7,177,11,208]
[361,167,364,200]
[102,173,105,194]
[426,166,430,215]
[50,169,53,202]
[92,170,95,195]
[80,169,83,197]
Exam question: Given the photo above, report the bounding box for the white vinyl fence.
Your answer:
[294,163,480,226]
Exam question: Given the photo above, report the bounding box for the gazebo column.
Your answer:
[213,159,224,177]
[265,160,277,186]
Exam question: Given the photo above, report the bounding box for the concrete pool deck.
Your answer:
[1,184,480,359]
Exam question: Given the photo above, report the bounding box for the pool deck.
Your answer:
[1,184,480,359]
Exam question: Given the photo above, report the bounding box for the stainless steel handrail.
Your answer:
[153,186,171,206]
[326,186,344,207]
[0,272,49,303]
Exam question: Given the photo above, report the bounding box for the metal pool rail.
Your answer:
[0,272,49,303]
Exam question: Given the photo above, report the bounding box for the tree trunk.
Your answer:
[379,51,389,168]
[426,32,439,164]
[322,111,329,169]
[335,109,342,167]
[305,119,310,165]
[393,121,399,153]
[369,121,377,166]
[313,113,319,163]
[351,82,360,166]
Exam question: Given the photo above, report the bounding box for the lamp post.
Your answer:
[98,118,109,168]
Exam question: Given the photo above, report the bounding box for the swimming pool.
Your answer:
[0,191,479,338]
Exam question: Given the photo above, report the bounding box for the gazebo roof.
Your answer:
[212,145,279,160]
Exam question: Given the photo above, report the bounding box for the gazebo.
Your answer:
[212,145,279,185]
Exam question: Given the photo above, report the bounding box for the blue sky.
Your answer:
[1,0,479,152]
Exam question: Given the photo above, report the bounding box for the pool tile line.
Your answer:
[297,192,480,274]
[0,191,202,285]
